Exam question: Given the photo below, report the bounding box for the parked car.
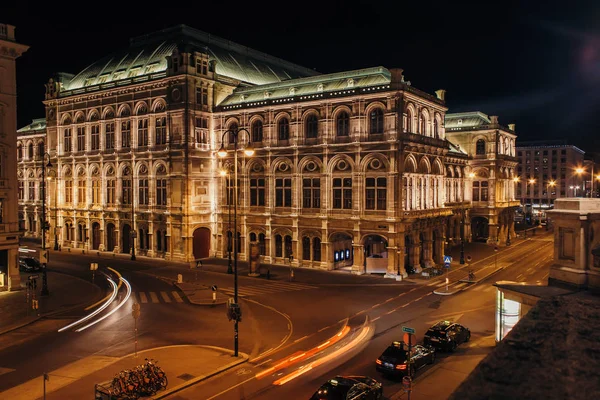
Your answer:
[309,375,383,400]
[376,341,436,377]
[19,257,41,272]
[423,321,470,352]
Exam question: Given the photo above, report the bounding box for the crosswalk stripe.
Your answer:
[149,292,159,303]
[160,291,171,303]
[238,287,280,295]
[172,291,184,303]
[139,292,148,304]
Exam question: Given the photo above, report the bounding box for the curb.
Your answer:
[0,272,105,336]
[151,347,248,399]
[433,267,506,296]
[173,283,229,306]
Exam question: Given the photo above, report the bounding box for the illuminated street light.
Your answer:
[217,126,254,358]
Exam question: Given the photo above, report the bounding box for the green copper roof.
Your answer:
[445,111,491,129]
[219,66,392,107]
[17,118,46,134]
[64,24,320,91]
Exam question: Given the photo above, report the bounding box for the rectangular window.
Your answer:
[18,181,24,200]
[156,179,167,206]
[137,119,148,147]
[195,117,208,144]
[302,178,321,209]
[122,179,131,205]
[365,177,387,210]
[106,180,115,205]
[196,87,208,106]
[77,127,85,152]
[250,178,265,206]
[91,125,100,150]
[65,180,72,204]
[196,59,208,75]
[225,178,240,206]
[481,181,489,201]
[92,180,100,204]
[155,117,167,145]
[138,179,149,205]
[121,121,131,148]
[78,179,86,205]
[64,128,72,152]
[275,178,292,207]
[28,182,35,200]
[333,178,352,209]
[472,181,480,201]
[105,123,114,150]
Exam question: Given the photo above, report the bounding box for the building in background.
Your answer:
[445,112,520,244]
[0,23,29,290]
[16,119,47,238]
[516,140,585,209]
[35,25,519,276]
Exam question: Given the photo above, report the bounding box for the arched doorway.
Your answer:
[92,222,101,250]
[330,232,353,270]
[106,223,115,252]
[363,234,388,273]
[122,224,131,254]
[193,227,211,259]
[471,216,489,242]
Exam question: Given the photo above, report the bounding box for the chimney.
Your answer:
[508,123,515,132]
[389,68,405,84]
[490,115,499,124]
[435,89,446,101]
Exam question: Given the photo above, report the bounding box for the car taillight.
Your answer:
[376,359,382,365]
[395,364,407,370]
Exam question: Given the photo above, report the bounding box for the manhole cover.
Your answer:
[177,373,195,381]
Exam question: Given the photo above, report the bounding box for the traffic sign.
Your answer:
[211,285,218,291]
[402,326,415,335]
[402,376,412,391]
[444,255,452,264]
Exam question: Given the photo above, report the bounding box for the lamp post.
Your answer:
[130,166,136,261]
[220,169,233,275]
[546,180,555,231]
[575,167,585,197]
[217,127,254,358]
[40,152,52,296]
[53,171,59,251]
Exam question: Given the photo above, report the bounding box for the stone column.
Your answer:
[353,243,365,275]
[411,233,422,273]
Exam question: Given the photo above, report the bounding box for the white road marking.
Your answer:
[293,336,308,343]
[139,292,148,304]
[160,291,171,303]
[171,291,184,303]
[255,358,272,368]
[149,292,159,303]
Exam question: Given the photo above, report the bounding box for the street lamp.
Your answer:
[220,168,233,275]
[217,127,254,358]
[575,167,585,197]
[40,152,52,296]
[47,172,60,251]
[546,180,556,231]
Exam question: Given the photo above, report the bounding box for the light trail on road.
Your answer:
[57,277,117,332]
[75,276,132,332]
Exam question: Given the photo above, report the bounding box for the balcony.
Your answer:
[402,207,453,221]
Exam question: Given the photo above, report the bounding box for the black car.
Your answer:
[19,257,41,272]
[309,375,383,400]
[376,341,436,377]
[423,321,470,352]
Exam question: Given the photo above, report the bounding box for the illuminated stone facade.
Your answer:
[34,25,518,277]
[0,23,28,290]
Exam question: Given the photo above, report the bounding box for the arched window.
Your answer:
[278,118,289,141]
[228,122,238,144]
[336,111,349,136]
[284,235,293,258]
[258,233,266,255]
[313,237,321,261]
[302,236,311,260]
[433,118,439,138]
[476,139,486,155]
[369,108,384,134]
[250,232,257,242]
[305,114,318,139]
[37,142,45,157]
[275,234,283,257]
[28,143,34,159]
[406,108,414,133]
[251,120,263,143]
[17,144,22,160]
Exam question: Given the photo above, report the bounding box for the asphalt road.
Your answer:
[0,234,554,399]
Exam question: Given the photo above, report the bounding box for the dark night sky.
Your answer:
[3,1,600,153]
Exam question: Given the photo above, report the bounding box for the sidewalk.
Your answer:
[0,271,103,335]
[0,345,248,400]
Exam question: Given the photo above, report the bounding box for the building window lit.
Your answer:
[156,117,167,145]
[106,180,115,205]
